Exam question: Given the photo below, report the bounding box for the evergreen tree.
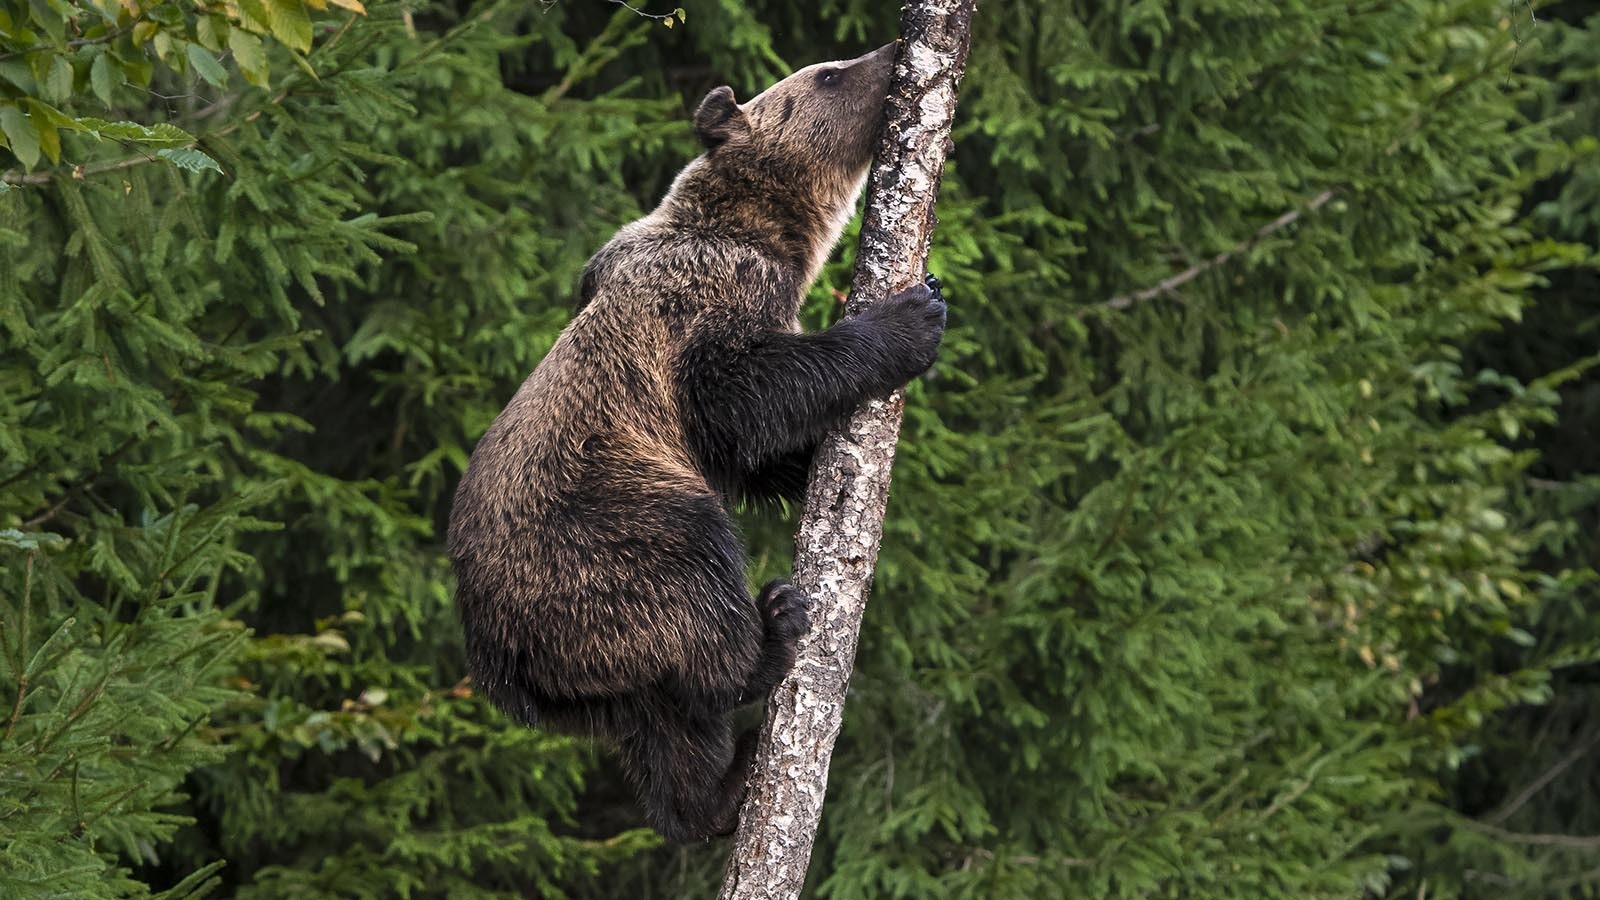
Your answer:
[3,1,1597,898]
[1428,2,1600,895]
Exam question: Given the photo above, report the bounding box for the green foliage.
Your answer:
[0,0,365,177]
[1414,4,1600,897]
[1,0,1597,897]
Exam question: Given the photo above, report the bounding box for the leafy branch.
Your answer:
[0,0,368,180]
[0,24,135,63]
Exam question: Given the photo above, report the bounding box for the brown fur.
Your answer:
[447,43,947,841]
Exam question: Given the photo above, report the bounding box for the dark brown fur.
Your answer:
[447,44,947,842]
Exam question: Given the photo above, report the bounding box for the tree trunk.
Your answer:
[717,4,977,898]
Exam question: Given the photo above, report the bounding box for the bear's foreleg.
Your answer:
[676,276,947,489]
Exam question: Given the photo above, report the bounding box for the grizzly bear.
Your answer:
[447,42,946,841]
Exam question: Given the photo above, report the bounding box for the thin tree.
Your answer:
[717,2,977,897]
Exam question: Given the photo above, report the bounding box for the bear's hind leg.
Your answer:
[618,705,753,842]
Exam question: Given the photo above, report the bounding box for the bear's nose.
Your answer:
[845,43,895,70]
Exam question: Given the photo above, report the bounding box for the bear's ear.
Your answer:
[694,86,748,150]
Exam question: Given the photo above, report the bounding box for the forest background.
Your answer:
[2,0,1598,897]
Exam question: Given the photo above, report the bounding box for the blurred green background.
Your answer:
[2,0,1598,896]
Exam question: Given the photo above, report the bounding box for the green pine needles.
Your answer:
[2,0,1598,897]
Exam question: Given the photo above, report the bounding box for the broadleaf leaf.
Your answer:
[156,147,224,174]
[44,55,73,104]
[186,43,229,88]
[90,52,116,106]
[229,29,269,87]
[69,118,194,146]
[0,105,41,169]
[266,0,313,54]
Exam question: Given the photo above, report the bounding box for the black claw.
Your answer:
[758,579,806,617]
[757,580,812,640]
[924,272,944,302]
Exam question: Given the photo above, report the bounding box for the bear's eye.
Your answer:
[817,69,842,87]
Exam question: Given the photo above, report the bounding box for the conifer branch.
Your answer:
[19,434,143,528]
[1463,818,1600,850]
[1094,33,1521,317]
[1484,725,1600,826]
[1093,188,1338,313]
[716,3,975,897]
[2,555,35,743]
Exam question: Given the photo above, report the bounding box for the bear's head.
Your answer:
[692,43,896,212]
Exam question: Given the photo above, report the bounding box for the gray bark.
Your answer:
[717,4,976,898]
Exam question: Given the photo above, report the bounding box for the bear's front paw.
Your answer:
[872,275,947,379]
[757,579,812,642]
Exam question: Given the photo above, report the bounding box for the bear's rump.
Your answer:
[456,488,763,711]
